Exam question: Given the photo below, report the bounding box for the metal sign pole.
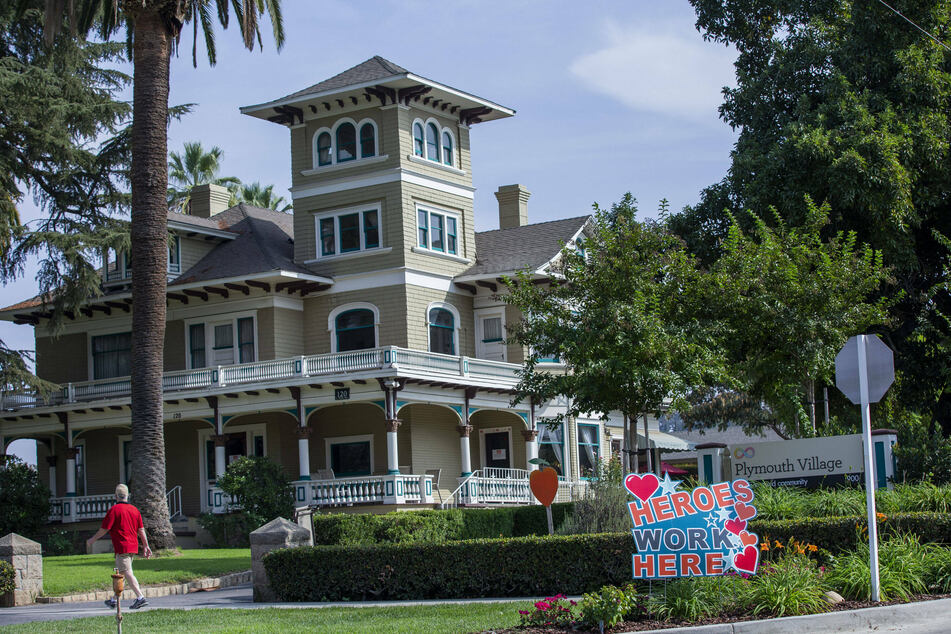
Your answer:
[857,335,881,602]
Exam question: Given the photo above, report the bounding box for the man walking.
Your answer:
[86,484,153,610]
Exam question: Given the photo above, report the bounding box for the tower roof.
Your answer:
[241,56,514,126]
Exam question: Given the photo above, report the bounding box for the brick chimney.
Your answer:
[495,184,531,229]
[189,183,232,218]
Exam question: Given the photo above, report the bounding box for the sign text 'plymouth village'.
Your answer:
[625,473,760,579]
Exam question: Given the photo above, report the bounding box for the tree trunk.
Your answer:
[129,9,175,549]
[642,413,653,474]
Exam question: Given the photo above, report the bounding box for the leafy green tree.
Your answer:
[229,181,291,212]
[684,199,890,437]
[0,455,51,540]
[504,194,726,470]
[674,0,951,430]
[36,0,285,549]
[167,141,239,212]
[216,456,293,527]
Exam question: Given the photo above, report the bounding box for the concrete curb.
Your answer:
[35,570,251,604]
[626,596,951,633]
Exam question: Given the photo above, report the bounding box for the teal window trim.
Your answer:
[338,212,361,253]
[426,122,439,161]
[320,217,336,256]
[446,217,457,255]
[335,122,356,163]
[413,122,424,157]
[359,123,376,159]
[417,208,459,255]
[316,132,332,166]
[430,213,444,252]
[329,440,372,477]
[335,309,376,352]
[363,210,380,249]
[428,308,455,355]
[318,207,382,258]
[538,424,564,476]
[442,131,453,166]
[578,423,600,480]
[417,209,428,248]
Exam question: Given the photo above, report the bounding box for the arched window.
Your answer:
[413,122,425,157]
[429,307,455,354]
[316,132,332,166]
[335,309,375,352]
[336,122,356,162]
[426,123,439,161]
[359,123,376,158]
[441,131,453,166]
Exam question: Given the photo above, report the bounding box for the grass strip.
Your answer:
[42,549,251,596]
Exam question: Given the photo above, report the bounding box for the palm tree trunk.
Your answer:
[129,8,175,549]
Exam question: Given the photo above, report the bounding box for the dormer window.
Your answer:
[312,118,378,169]
[412,118,455,167]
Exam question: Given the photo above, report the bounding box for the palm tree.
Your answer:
[168,142,239,212]
[38,1,284,548]
[229,181,292,212]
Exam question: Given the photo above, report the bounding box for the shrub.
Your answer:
[751,512,951,552]
[648,577,726,621]
[0,455,50,541]
[216,456,294,529]
[924,545,951,593]
[744,554,828,617]
[577,583,640,629]
[263,533,634,601]
[197,512,256,548]
[558,457,630,535]
[518,594,577,628]
[825,533,930,601]
[40,529,79,556]
[893,413,951,485]
[0,561,15,596]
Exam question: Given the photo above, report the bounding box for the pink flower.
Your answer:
[570,600,577,606]
[518,610,529,615]
[534,601,551,611]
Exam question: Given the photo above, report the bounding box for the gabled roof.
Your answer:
[241,56,514,124]
[458,215,591,279]
[171,204,312,285]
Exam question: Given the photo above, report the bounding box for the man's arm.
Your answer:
[85,528,109,553]
[138,527,152,559]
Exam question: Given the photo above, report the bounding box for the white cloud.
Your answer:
[569,19,737,121]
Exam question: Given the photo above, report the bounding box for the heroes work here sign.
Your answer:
[626,474,760,579]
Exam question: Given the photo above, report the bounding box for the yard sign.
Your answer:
[626,473,760,579]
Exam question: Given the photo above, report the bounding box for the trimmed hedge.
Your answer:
[311,503,575,545]
[751,512,951,551]
[264,532,633,601]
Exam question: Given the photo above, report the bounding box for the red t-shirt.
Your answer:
[101,502,143,555]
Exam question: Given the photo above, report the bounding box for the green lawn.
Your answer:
[42,549,251,596]
[4,605,529,633]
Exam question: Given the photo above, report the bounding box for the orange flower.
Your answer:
[760,542,770,552]
[808,544,818,552]
[774,541,784,549]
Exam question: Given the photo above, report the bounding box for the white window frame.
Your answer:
[87,330,133,381]
[325,434,375,477]
[479,426,513,470]
[168,235,182,275]
[415,204,461,256]
[117,434,132,484]
[185,311,259,369]
[474,308,506,361]
[312,203,383,261]
[328,302,380,353]
[411,117,456,167]
[426,301,460,356]
[73,439,87,496]
[311,117,379,169]
[198,423,268,511]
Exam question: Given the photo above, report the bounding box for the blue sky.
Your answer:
[2,0,738,463]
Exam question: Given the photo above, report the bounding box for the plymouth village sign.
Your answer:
[624,473,760,579]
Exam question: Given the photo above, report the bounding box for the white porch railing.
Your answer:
[206,473,435,514]
[49,487,187,523]
[1,347,522,411]
[442,470,592,508]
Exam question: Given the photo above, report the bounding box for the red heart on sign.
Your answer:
[725,518,747,535]
[529,467,559,507]
[739,531,757,548]
[733,501,757,521]
[733,545,759,574]
[624,473,660,502]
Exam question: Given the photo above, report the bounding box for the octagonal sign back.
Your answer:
[835,335,894,405]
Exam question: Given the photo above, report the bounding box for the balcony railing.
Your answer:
[1,347,521,411]
[443,469,591,508]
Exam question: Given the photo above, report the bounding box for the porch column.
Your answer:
[459,425,473,476]
[385,419,400,475]
[46,456,58,497]
[296,427,312,480]
[212,434,227,480]
[64,446,78,523]
[522,429,538,471]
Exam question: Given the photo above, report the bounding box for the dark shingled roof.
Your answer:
[171,204,309,285]
[167,209,236,233]
[280,56,409,102]
[462,215,590,278]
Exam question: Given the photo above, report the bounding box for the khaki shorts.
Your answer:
[115,553,134,574]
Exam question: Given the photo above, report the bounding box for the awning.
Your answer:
[636,430,693,451]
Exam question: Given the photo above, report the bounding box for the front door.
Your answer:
[477,315,505,361]
[484,431,510,469]
[205,432,247,484]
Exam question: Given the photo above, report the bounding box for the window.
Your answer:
[315,205,382,258]
[312,118,378,168]
[442,131,453,166]
[74,442,86,496]
[120,438,133,485]
[327,435,373,477]
[336,122,356,162]
[411,118,456,167]
[92,332,131,379]
[538,423,564,476]
[578,423,601,479]
[429,307,455,355]
[188,316,256,368]
[168,235,181,274]
[482,317,503,343]
[335,309,376,352]
[416,207,459,255]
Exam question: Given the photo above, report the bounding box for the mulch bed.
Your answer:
[480,593,951,633]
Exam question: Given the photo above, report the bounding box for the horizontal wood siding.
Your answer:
[35,333,87,383]
[404,285,474,356]
[305,403,389,475]
[302,285,408,354]
[404,404,463,496]
[470,410,528,471]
